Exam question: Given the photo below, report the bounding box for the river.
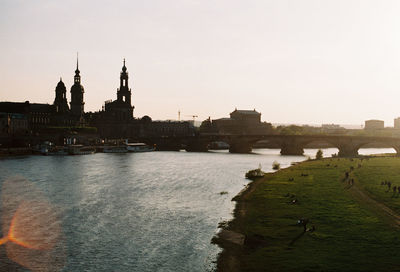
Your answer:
[0,148,395,271]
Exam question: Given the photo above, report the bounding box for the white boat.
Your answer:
[125,143,155,152]
[46,146,69,155]
[103,146,128,153]
[68,145,96,155]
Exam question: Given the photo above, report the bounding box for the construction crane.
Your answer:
[185,115,198,122]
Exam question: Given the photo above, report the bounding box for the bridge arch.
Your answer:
[354,141,399,156]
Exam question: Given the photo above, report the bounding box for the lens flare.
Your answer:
[5,200,62,250]
[0,236,8,246]
[1,176,65,272]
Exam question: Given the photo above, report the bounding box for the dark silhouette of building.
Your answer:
[54,78,69,114]
[200,109,272,134]
[70,58,85,124]
[1,57,197,146]
[104,59,134,121]
[85,59,196,140]
[0,56,89,147]
[86,59,136,138]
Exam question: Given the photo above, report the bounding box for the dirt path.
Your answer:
[349,179,400,227]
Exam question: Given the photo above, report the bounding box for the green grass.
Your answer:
[353,157,400,214]
[221,157,400,272]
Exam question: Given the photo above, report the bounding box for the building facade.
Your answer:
[365,120,384,130]
[104,59,134,122]
[394,118,400,129]
[200,109,272,134]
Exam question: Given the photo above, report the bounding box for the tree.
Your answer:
[316,149,323,160]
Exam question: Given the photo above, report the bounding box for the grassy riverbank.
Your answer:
[215,156,400,272]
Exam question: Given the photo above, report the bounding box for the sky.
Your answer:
[1,0,400,126]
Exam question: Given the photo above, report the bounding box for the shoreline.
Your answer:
[212,155,400,271]
[212,169,281,272]
[0,148,32,158]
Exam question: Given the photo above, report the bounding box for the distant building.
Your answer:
[394,118,400,129]
[0,57,90,146]
[69,58,85,125]
[143,119,195,137]
[321,124,346,134]
[85,60,194,139]
[322,124,342,130]
[54,79,69,114]
[104,59,134,122]
[0,112,28,136]
[365,120,384,130]
[201,109,272,134]
[0,101,55,131]
[86,60,136,138]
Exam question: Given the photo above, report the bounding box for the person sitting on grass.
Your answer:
[306,225,316,232]
[297,218,309,232]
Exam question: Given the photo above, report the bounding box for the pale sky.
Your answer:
[1,0,400,126]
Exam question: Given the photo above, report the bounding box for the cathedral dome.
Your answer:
[57,78,66,88]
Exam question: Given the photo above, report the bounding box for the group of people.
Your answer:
[381,180,400,194]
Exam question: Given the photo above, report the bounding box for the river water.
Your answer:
[0,148,394,271]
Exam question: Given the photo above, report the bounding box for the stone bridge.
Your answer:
[184,134,400,157]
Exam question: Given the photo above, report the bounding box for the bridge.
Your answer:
[145,134,400,157]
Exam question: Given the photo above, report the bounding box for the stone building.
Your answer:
[201,109,272,135]
[394,117,400,129]
[86,60,137,138]
[0,57,88,147]
[104,59,134,122]
[365,120,384,130]
[70,58,85,125]
[86,60,196,140]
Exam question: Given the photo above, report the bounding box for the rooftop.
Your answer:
[230,109,261,115]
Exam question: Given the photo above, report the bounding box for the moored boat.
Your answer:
[103,146,128,153]
[68,145,96,155]
[45,146,69,155]
[125,143,155,152]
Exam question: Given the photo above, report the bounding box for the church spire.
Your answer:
[70,53,85,116]
[122,58,127,72]
[75,52,80,74]
[74,53,81,84]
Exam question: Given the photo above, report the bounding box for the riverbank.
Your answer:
[0,147,32,157]
[214,156,400,271]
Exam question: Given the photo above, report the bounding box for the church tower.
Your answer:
[104,59,135,122]
[53,78,69,113]
[117,59,133,108]
[70,55,85,116]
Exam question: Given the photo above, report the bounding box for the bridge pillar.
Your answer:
[185,140,209,152]
[280,143,304,156]
[337,144,359,157]
[392,145,400,156]
[154,140,182,151]
[229,142,252,153]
